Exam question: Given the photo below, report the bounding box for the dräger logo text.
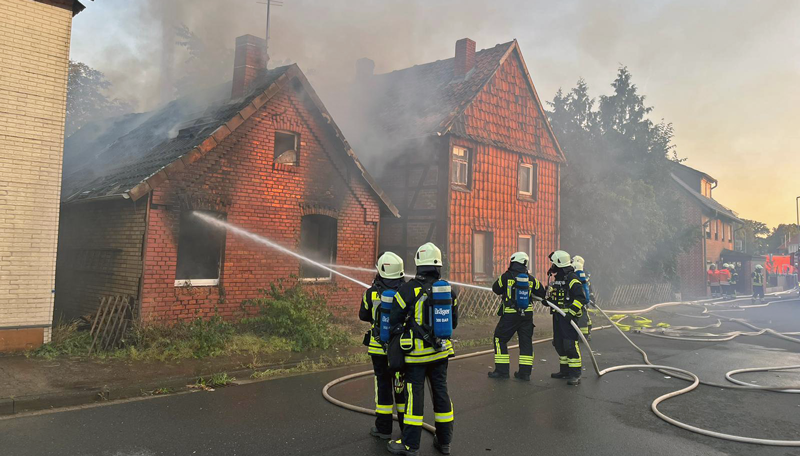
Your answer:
[434,308,450,316]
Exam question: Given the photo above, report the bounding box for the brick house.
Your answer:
[56,35,398,323]
[672,163,743,298]
[0,0,85,351]
[345,39,564,283]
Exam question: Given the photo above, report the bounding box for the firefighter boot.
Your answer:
[567,375,581,386]
[433,436,451,455]
[370,427,392,440]
[488,370,509,379]
[551,364,569,379]
[388,440,419,456]
[514,371,531,382]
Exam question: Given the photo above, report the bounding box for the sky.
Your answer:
[69,0,800,228]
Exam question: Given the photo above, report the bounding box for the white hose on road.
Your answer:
[322,288,800,447]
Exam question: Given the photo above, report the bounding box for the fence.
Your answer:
[457,286,550,318]
[596,283,673,309]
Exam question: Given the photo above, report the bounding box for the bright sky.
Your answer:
[70,0,800,228]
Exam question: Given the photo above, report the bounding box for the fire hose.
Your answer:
[322,292,800,447]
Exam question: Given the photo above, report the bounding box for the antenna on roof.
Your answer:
[256,0,283,67]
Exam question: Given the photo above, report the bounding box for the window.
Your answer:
[705,221,711,239]
[517,234,535,276]
[518,163,537,199]
[175,211,226,286]
[715,220,720,240]
[473,231,493,278]
[274,131,298,165]
[299,215,337,280]
[451,146,470,187]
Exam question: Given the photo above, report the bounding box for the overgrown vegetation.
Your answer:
[250,353,371,380]
[30,282,355,361]
[548,67,699,296]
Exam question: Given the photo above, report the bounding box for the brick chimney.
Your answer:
[454,38,476,78]
[232,34,267,99]
[355,58,375,83]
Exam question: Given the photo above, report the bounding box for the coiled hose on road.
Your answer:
[323,292,800,446]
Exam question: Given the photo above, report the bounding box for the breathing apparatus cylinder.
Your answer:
[515,275,530,313]
[430,280,453,339]
[379,290,395,343]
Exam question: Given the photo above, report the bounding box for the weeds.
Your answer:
[250,352,371,380]
[29,321,91,359]
[195,373,235,389]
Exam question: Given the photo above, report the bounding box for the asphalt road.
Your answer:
[1,297,799,456]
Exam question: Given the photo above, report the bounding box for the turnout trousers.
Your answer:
[752,285,764,300]
[493,314,534,375]
[402,359,453,450]
[371,355,405,435]
[552,313,582,378]
[577,310,592,336]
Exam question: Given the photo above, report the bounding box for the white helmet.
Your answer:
[755,264,764,271]
[377,251,404,279]
[572,255,585,270]
[550,250,571,269]
[415,242,442,267]
[510,251,529,266]
[723,263,730,269]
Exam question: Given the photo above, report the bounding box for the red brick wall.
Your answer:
[447,51,560,283]
[675,191,706,298]
[140,84,380,322]
[447,136,558,284]
[55,199,147,320]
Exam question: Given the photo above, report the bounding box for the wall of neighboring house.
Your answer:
[140,85,381,322]
[54,200,147,321]
[0,0,76,350]
[675,191,706,298]
[704,215,735,263]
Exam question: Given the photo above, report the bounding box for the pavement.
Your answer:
[0,297,798,456]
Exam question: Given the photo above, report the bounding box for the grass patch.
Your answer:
[250,352,371,380]
[29,321,92,359]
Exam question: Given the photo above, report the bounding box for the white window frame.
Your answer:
[452,146,470,187]
[518,163,534,196]
[174,278,220,287]
[274,130,299,165]
[517,235,534,264]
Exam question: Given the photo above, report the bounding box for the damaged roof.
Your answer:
[353,40,564,162]
[61,64,400,217]
[671,173,742,223]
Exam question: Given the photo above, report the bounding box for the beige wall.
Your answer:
[0,0,74,348]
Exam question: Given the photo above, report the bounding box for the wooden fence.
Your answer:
[457,286,550,318]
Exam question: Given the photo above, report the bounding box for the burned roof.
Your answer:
[61,64,400,217]
[349,40,564,162]
[671,173,741,223]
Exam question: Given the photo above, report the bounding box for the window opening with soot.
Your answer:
[175,211,226,286]
[299,215,337,280]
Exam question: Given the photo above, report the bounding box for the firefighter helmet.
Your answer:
[377,251,404,279]
[510,251,529,266]
[550,250,571,269]
[572,255,585,270]
[709,264,717,270]
[755,264,764,271]
[415,242,442,267]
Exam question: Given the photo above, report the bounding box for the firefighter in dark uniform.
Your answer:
[387,242,457,456]
[572,255,594,340]
[358,251,407,440]
[752,264,765,303]
[547,250,587,386]
[488,252,546,381]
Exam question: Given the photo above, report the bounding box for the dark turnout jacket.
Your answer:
[491,262,547,315]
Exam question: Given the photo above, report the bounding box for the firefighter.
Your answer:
[720,263,732,299]
[752,264,765,303]
[572,255,594,340]
[729,263,739,297]
[387,243,458,456]
[547,250,587,386]
[487,252,546,381]
[358,252,407,440]
[708,264,720,298]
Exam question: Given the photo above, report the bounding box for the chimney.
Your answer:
[454,38,476,79]
[232,34,268,99]
[355,58,375,83]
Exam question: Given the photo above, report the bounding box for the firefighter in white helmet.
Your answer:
[547,250,588,385]
[388,243,457,456]
[752,264,765,303]
[358,251,407,440]
[571,255,594,340]
[488,252,546,381]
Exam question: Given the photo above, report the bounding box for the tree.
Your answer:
[548,67,696,296]
[66,61,133,136]
[765,224,800,253]
[740,219,770,254]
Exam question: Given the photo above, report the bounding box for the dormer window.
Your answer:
[274,131,298,165]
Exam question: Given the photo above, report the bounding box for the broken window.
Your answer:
[175,211,226,286]
[518,162,537,198]
[473,231,493,278]
[274,131,298,165]
[299,215,337,280]
[451,146,470,187]
[517,234,535,276]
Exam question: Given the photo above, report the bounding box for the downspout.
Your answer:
[138,192,152,324]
